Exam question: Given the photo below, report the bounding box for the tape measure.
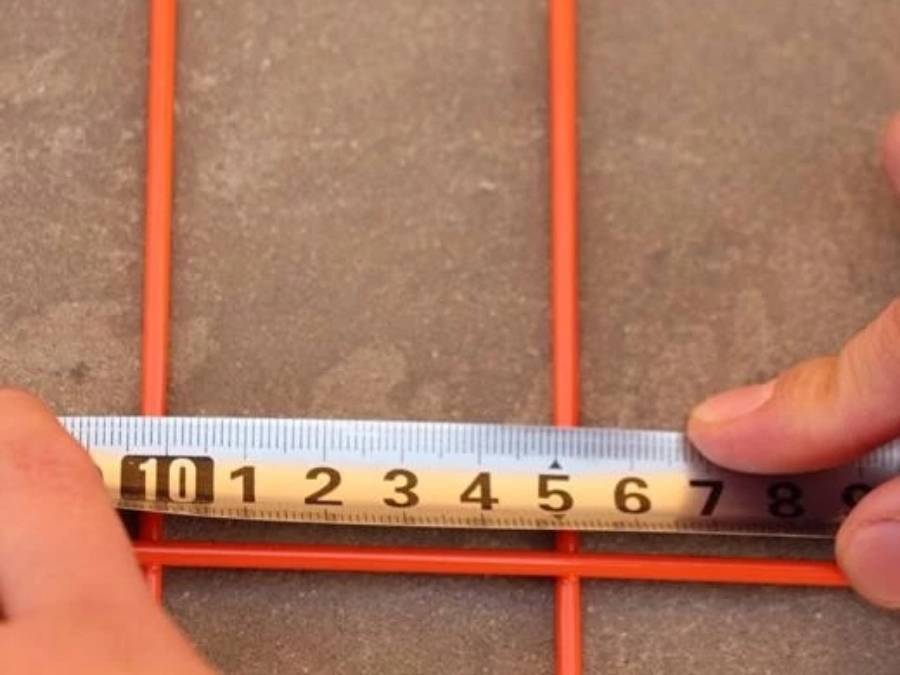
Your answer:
[62,416,900,537]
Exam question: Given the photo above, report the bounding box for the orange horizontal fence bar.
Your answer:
[135,541,847,587]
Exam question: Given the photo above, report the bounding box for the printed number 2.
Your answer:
[305,467,343,506]
[120,456,214,504]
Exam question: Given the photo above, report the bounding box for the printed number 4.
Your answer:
[460,472,499,510]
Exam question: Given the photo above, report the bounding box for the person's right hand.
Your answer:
[688,114,900,609]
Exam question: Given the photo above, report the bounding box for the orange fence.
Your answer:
[134,2,848,674]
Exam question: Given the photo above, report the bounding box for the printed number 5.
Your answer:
[538,474,573,512]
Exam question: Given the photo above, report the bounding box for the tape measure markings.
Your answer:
[60,416,900,537]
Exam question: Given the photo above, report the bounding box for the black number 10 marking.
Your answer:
[120,456,214,504]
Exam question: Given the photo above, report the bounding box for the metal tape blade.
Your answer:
[61,416,900,537]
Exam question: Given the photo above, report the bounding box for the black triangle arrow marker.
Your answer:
[549,459,562,470]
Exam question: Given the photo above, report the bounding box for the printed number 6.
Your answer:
[614,477,651,514]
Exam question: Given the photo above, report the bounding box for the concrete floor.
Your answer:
[2,1,900,673]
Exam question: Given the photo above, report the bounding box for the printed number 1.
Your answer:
[230,466,256,503]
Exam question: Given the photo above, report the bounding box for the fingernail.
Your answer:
[839,521,900,608]
[692,380,775,424]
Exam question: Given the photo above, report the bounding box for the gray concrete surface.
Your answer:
[2,1,900,673]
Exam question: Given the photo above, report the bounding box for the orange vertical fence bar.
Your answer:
[139,0,177,602]
[549,1,582,674]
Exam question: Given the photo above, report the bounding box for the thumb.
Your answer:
[687,298,900,473]
[836,477,900,608]
[833,113,900,609]
[688,115,900,474]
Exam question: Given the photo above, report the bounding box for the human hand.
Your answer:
[0,390,215,674]
[688,114,900,609]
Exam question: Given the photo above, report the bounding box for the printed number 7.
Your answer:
[689,479,724,516]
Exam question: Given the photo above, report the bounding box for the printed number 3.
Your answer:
[384,469,419,508]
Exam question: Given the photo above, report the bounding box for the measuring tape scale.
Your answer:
[62,416,900,537]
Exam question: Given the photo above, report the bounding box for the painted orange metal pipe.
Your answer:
[134,541,848,587]
[549,1,582,673]
[554,531,582,675]
[549,0,580,427]
[139,0,178,602]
